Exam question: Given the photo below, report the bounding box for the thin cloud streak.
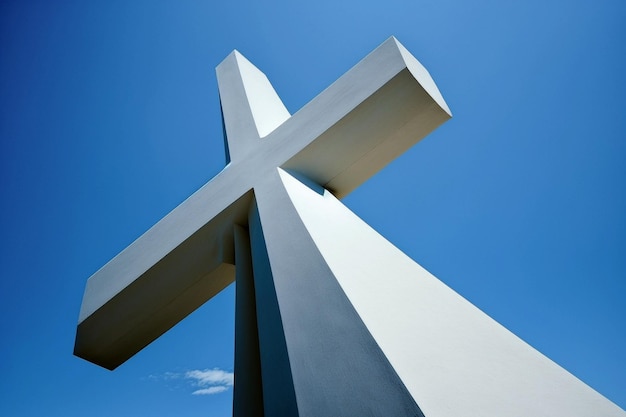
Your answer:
[150,368,234,395]
[192,386,229,395]
[185,368,234,387]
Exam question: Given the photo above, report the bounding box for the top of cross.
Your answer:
[74,37,451,370]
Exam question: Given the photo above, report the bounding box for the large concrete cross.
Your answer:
[75,38,624,417]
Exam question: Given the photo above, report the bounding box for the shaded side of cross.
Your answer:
[74,37,451,415]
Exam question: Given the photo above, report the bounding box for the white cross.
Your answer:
[74,36,449,416]
[75,37,622,417]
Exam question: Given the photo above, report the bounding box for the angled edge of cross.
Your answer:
[73,36,451,370]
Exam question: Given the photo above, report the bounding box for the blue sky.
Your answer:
[1,1,624,416]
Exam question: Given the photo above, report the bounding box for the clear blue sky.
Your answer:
[1,1,624,416]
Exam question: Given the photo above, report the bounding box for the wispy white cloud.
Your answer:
[149,368,234,396]
[192,386,229,395]
[185,368,234,395]
[185,368,234,387]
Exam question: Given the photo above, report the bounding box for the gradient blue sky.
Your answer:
[1,1,624,416]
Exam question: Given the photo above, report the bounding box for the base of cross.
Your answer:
[232,168,624,417]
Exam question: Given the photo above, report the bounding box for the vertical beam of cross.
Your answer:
[218,48,426,416]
